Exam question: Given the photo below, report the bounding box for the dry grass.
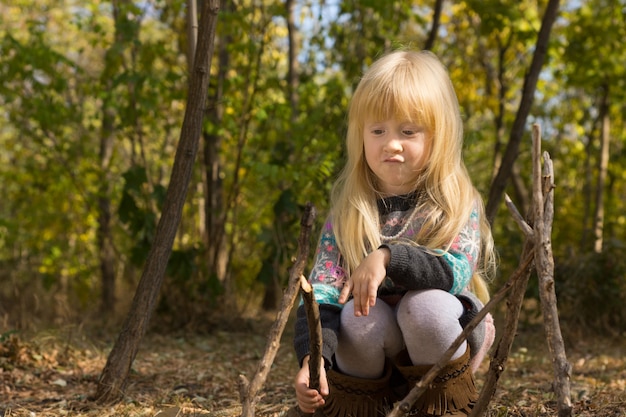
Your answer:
[1,314,625,417]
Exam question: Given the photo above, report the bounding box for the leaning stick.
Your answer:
[239,203,316,417]
[286,261,324,417]
[470,240,535,416]
[531,126,572,417]
[473,124,571,416]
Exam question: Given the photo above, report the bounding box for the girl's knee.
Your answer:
[397,290,467,364]
[340,299,398,342]
[397,290,464,335]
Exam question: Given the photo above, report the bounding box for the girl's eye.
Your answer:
[372,129,385,135]
[402,126,423,136]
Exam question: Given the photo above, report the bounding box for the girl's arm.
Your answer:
[382,207,480,295]
[381,244,455,291]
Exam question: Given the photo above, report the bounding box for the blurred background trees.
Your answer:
[1,0,625,336]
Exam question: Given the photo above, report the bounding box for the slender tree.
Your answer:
[259,0,301,310]
[203,0,230,290]
[485,0,560,224]
[186,0,198,69]
[423,0,444,51]
[285,0,299,124]
[98,0,140,315]
[593,85,610,252]
[94,0,220,403]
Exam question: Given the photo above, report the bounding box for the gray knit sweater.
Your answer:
[293,192,486,368]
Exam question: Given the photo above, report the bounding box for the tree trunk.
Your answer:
[477,32,509,181]
[221,17,266,302]
[491,40,508,178]
[186,0,198,70]
[485,0,560,225]
[593,85,610,253]
[580,122,594,251]
[98,0,135,315]
[99,93,116,315]
[93,0,221,403]
[203,0,230,287]
[97,180,116,315]
[286,0,299,125]
[423,0,443,51]
[259,0,301,311]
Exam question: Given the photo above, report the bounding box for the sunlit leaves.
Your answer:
[1,0,626,321]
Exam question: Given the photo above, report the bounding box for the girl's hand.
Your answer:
[338,248,390,316]
[295,356,329,413]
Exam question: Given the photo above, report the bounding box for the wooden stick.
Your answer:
[299,275,323,392]
[504,193,534,239]
[285,275,324,417]
[470,240,535,416]
[475,124,572,416]
[473,124,561,416]
[239,203,316,417]
[531,125,572,417]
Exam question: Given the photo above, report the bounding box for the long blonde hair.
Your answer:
[331,50,495,302]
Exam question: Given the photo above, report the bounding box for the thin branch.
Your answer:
[504,193,534,238]
[470,241,535,416]
[239,203,317,417]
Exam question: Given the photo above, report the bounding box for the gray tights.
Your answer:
[335,289,467,379]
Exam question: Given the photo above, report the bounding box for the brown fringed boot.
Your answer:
[394,348,477,416]
[321,361,397,417]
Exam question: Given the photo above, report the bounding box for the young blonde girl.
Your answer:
[293,50,496,417]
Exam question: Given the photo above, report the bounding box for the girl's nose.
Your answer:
[384,137,402,153]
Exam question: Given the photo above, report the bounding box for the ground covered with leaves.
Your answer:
[1,314,625,417]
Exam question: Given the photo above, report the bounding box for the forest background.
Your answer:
[0,0,625,414]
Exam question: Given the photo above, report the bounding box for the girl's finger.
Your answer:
[355,281,369,316]
[360,289,370,316]
[338,281,352,304]
[368,280,379,307]
[352,285,363,316]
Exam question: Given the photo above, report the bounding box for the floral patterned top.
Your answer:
[308,193,480,307]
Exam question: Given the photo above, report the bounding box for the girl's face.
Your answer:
[363,117,431,195]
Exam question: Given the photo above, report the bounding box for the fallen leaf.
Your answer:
[154,406,181,417]
[51,378,67,387]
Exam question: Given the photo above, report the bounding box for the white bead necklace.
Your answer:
[379,204,419,242]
